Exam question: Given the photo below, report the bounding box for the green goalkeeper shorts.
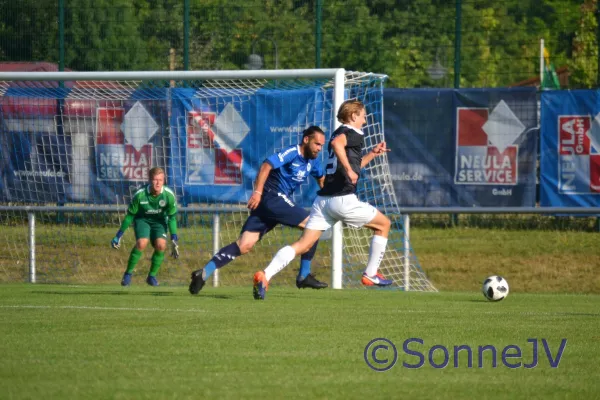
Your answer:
[134,218,168,242]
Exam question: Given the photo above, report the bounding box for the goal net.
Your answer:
[0,69,435,291]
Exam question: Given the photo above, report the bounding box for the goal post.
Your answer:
[0,69,435,291]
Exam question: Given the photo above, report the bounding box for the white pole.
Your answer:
[402,214,410,291]
[212,213,220,287]
[540,39,545,88]
[331,68,346,290]
[28,212,36,283]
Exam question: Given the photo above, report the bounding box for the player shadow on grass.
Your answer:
[196,293,234,300]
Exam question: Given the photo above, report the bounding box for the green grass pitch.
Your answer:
[1,284,600,399]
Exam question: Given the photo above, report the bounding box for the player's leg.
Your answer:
[253,228,323,300]
[360,211,392,285]
[254,196,331,299]
[121,219,150,286]
[189,214,270,295]
[330,195,393,287]
[295,216,327,289]
[146,221,168,287]
[263,194,328,289]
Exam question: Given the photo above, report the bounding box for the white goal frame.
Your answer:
[0,68,442,292]
[0,68,350,288]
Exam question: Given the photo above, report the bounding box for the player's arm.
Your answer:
[311,159,325,189]
[247,161,272,210]
[361,141,390,168]
[167,193,179,259]
[331,134,358,184]
[316,176,325,188]
[111,197,138,249]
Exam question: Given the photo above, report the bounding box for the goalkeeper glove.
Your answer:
[170,234,179,259]
[111,230,124,249]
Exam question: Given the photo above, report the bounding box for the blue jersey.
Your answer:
[263,145,324,197]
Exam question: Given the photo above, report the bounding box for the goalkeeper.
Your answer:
[111,167,179,287]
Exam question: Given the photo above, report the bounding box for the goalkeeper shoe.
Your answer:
[146,275,160,287]
[361,272,393,287]
[121,272,132,287]
[252,271,268,300]
[296,274,328,289]
[189,269,206,295]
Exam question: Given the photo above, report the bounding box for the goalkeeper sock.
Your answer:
[203,242,242,278]
[364,235,388,277]
[298,241,318,281]
[265,246,296,281]
[125,248,143,274]
[149,250,165,277]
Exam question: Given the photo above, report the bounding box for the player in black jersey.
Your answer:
[253,100,393,300]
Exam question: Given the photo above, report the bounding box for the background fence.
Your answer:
[1,0,599,89]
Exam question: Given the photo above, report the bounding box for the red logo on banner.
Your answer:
[484,146,517,184]
[457,108,488,146]
[557,115,600,193]
[559,116,590,155]
[96,108,124,145]
[185,107,244,186]
[454,107,519,186]
[214,149,243,184]
[95,107,153,181]
[187,111,216,149]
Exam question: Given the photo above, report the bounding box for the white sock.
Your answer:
[364,235,388,277]
[264,246,297,281]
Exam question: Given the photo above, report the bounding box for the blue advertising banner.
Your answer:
[0,88,170,204]
[169,87,330,205]
[384,88,538,207]
[1,85,540,208]
[540,90,600,207]
[0,95,71,203]
[0,86,329,205]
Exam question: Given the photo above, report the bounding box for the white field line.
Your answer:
[1,305,596,318]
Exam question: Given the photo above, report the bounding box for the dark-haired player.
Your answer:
[253,100,393,300]
[189,126,328,294]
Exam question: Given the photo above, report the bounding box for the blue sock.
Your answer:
[203,261,217,279]
[203,242,241,280]
[298,241,319,281]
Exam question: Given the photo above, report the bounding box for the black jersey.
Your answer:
[317,125,364,196]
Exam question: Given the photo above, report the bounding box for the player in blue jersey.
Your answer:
[189,126,328,295]
[253,100,393,300]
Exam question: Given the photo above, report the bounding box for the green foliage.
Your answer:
[568,0,598,88]
[64,0,151,71]
[0,1,58,62]
[0,0,598,87]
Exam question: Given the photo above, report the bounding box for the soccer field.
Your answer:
[1,284,599,399]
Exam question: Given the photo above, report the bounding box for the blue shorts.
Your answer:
[240,190,309,238]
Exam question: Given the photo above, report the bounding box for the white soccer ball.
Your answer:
[482,275,509,301]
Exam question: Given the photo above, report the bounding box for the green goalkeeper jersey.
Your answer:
[118,185,178,237]
[127,185,177,220]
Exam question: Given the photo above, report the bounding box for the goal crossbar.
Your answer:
[0,68,436,292]
[0,69,344,82]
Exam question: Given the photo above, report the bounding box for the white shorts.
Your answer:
[305,194,378,231]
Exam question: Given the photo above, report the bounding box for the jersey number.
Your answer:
[325,149,337,175]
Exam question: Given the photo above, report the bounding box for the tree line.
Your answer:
[0,0,596,88]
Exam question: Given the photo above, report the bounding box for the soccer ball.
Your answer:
[481,275,509,301]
